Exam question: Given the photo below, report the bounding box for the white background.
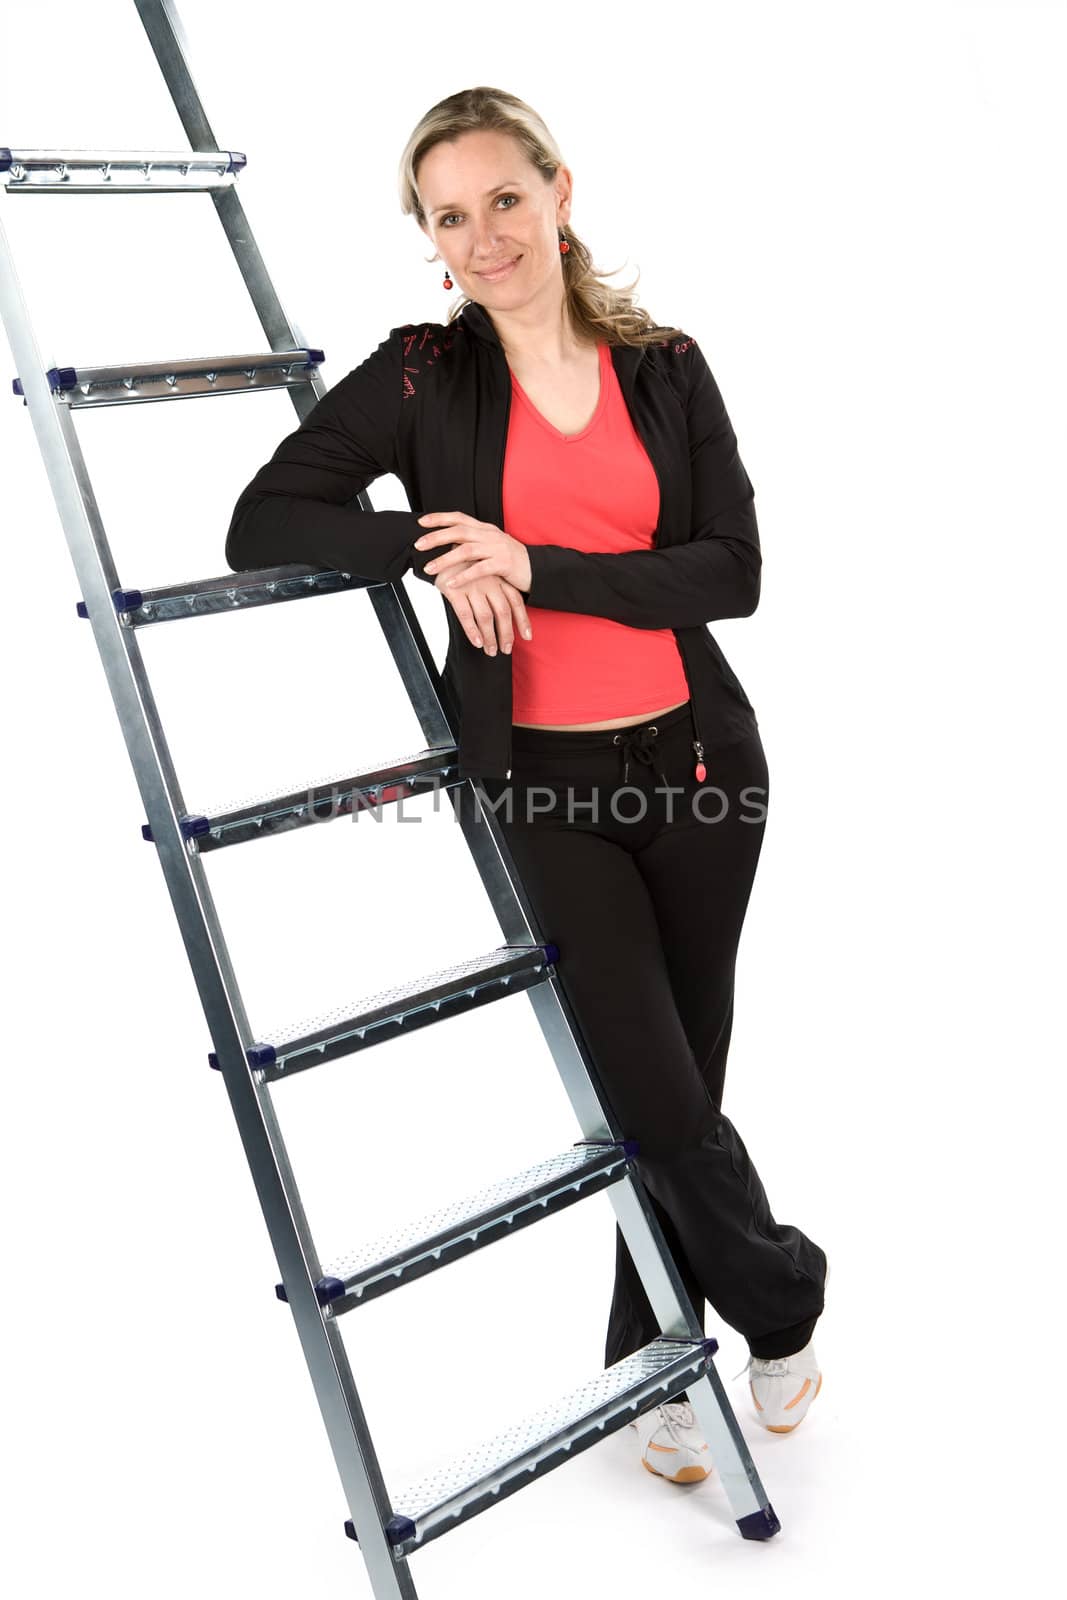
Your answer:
[1,2,1062,1595]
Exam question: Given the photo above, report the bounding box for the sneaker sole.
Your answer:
[629,1421,714,1482]
[641,1455,713,1484]
[754,1369,823,1432]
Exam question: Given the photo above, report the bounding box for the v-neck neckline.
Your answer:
[509,342,609,443]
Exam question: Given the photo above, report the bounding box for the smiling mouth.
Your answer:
[477,255,521,277]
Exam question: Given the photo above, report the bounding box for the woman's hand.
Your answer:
[433,558,533,655]
[414,511,533,594]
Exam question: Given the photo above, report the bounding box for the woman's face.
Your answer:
[417,127,571,307]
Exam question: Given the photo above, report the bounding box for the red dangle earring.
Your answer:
[442,263,452,289]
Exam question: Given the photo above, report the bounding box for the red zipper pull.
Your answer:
[693,740,706,783]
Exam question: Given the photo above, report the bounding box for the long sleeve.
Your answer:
[522,339,761,628]
[224,328,437,585]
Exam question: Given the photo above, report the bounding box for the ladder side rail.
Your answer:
[0,209,416,1596]
[365,581,458,756]
[134,0,300,353]
[136,0,466,817]
[124,2,462,809]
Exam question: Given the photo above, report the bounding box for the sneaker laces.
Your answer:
[731,1355,790,1381]
[659,1399,697,1441]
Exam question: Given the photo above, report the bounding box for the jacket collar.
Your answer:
[456,297,647,384]
[456,298,503,346]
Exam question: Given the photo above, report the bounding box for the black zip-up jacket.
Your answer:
[224,298,761,781]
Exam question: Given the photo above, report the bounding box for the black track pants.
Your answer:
[479,700,827,1362]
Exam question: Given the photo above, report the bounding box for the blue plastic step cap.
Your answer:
[141,815,211,842]
[76,588,143,617]
[574,1136,640,1159]
[12,367,77,403]
[12,367,78,397]
[275,1276,346,1306]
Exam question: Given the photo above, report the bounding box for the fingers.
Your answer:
[465,586,505,654]
[481,584,515,655]
[440,575,533,654]
[423,542,479,578]
[506,586,533,641]
[440,573,496,652]
[434,561,480,627]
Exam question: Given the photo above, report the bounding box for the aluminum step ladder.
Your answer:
[0,1,780,1590]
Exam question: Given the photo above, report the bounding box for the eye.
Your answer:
[441,194,519,227]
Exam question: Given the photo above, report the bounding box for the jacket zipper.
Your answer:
[632,376,707,783]
[498,370,513,780]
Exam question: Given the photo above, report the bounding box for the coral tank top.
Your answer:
[504,340,690,722]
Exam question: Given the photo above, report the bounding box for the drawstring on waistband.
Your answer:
[612,723,669,788]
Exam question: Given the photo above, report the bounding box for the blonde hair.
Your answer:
[398,86,686,349]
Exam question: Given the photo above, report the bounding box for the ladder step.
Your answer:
[344,1335,720,1557]
[1,146,246,192]
[76,563,378,626]
[210,943,559,1082]
[11,347,323,408]
[275,1139,638,1312]
[146,744,461,850]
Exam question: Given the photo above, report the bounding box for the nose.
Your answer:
[470,220,507,260]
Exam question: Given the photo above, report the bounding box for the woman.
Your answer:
[226,86,828,1488]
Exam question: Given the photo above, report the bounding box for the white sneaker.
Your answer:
[628,1399,713,1483]
[734,1338,823,1432]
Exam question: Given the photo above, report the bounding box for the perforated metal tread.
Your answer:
[12,347,324,407]
[276,1138,637,1312]
[145,744,461,849]
[1,145,246,190]
[77,563,373,626]
[230,943,558,1081]
[345,1336,718,1556]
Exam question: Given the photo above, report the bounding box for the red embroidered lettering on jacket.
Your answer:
[402,328,419,400]
[402,324,455,400]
